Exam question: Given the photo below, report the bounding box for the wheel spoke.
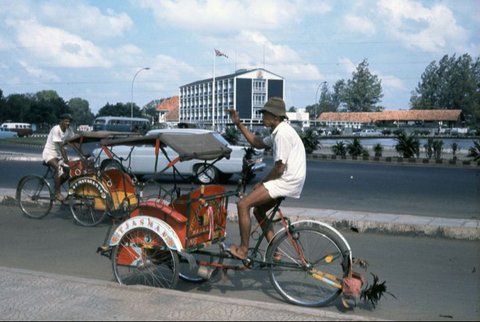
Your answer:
[268,223,350,307]
[17,176,53,219]
[112,227,179,289]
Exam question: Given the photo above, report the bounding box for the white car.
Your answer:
[0,127,18,138]
[92,128,265,184]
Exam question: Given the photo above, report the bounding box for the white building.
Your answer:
[179,68,284,131]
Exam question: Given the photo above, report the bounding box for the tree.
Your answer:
[317,82,337,114]
[97,102,139,117]
[347,138,368,157]
[341,59,384,112]
[410,54,480,126]
[222,126,239,145]
[304,103,317,119]
[307,80,346,118]
[331,141,347,157]
[32,90,69,128]
[298,128,319,154]
[467,140,480,161]
[68,98,94,126]
[395,132,420,158]
[0,90,5,121]
[3,94,32,123]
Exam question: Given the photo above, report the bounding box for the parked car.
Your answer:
[0,127,18,138]
[357,128,382,136]
[92,128,266,184]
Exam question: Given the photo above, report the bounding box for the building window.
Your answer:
[253,79,266,92]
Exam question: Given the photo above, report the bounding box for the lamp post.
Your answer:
[130,67,150,118]
[314,81,327,127]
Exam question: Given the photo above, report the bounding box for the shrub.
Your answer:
[346,138,366,157]
[395,132,420,158]
[222,126,239,145]
[298,128,320,154]
[373,143,383,157]
[451,143,459,160]
[467,140,480,161]
[331,141,347,157]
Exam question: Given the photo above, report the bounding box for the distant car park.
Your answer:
[357,128,383,136]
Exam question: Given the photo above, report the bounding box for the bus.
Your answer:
[92,116,150,133]
[0,122,33,137]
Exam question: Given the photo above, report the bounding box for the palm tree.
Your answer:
[395,132,420,158]
[467,140,480,161]
[347,138,365,157]
[298,128,320,154]
[451,143,459,161]
[432,139,444,160]
[222,126,239,145]
[331,141,347,157]
[373,143,383,157]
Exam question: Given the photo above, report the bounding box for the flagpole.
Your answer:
[212,50,216,131]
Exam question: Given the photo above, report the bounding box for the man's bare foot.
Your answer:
[55,192,65,202]
[229,244,248,260]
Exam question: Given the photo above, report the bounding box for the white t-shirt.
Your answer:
[262,121,306,199]
[42,124,74,163]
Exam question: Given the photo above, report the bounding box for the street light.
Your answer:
[130,67,150,118]
[314,81,327,126]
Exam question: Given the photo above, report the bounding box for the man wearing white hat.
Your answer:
[227,97,306,260]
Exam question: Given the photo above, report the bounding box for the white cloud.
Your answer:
[137,0,301,32]
[344,14,376,35]
[337,57,356,75]
[104,44,144,67]
[19,60,60,82]
[40,2,133,39]
[9,18,111,68]
[232,31,322,80]
[378,0,468,53]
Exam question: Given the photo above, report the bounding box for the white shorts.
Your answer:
[263,178,302,199]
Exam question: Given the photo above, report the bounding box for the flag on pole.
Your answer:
[215,49,228,58]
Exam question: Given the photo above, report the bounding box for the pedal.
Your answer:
[219,242,227,254]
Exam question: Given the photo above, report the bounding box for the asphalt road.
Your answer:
[0,143,479,320]
[1,156,479,219]
[0,202,478,321]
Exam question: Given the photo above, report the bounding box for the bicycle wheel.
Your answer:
[179,251,224,283]
[267,221,351,307]
[112,227,180,289]
[16,175,53,219]
[69,180,109,227]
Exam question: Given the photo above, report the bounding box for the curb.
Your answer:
[2,191,478,241]
[0,266,379,321]
[224,204,480,241]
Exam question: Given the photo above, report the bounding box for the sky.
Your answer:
[0,0,478,115]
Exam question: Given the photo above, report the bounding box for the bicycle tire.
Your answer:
[16,175,53,219]
[179,251,224,283]
[267,221,351,307]
[69,179,109,227]
[112,227,180,289]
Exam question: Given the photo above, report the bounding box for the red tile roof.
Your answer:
[155,96,179,122]
[318,110,463,122]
